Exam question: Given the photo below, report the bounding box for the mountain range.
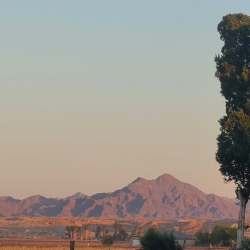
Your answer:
[0,174,244,219]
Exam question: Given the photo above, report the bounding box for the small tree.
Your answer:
[140,228,183,250]
[131,225,145,236]
[194,230,210,247]
[95,226,101,240]
[83,225,89,240]
[113,222,128,241]
[65,225,81,240]
[131,226,139,236]
[102,225,108,238]
[102,235,114,249]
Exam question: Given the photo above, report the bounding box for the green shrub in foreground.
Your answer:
[140,228,183,250]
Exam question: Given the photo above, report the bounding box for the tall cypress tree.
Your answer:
[215,13,250,249]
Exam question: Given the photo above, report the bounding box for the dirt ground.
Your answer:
[0,238,137,249]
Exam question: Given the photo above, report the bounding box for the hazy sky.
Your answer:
[1,1,249,199]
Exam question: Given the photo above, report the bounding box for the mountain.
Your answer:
[0,174,244,218]
[65,192,87,200]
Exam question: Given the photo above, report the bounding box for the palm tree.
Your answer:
[102,225,108,238]
[83,225,89,240]
[65,225,81,240]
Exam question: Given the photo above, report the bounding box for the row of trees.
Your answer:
[95,225,108,239]
[194,225,237,247]
[95,222,133,241]
[66,222,143,241]
[65,223,239,249]
[140,224,237,249]
[94,227,184,250]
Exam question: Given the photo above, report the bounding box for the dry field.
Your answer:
[0,239,138,250]
[0,216,235,233]
[0,217,237,250]
[0,248,136,250]
[0,247,137,250]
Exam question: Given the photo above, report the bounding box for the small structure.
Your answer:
[130,235,141,247]
[170,230,194,247]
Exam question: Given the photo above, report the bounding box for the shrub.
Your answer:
[102,235,114,248]
[140,228,183,250]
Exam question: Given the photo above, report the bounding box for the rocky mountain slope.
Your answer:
[0,174,243,218]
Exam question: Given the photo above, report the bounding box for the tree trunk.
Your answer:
[72,231,77,240]
[70,240,75,250]
[84,229,88,240]
[236,190,248,249]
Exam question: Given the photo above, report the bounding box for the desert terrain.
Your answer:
[0,216,238,249]
[0,216,237,238]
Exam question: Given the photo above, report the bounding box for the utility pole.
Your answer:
[90,219,92,245]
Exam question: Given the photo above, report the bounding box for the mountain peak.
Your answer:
[131,177,145,184]
[0,174,241,219]
[156,173,177,181]
[65,192,86,200]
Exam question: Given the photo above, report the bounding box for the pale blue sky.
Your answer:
[1,1,249,199]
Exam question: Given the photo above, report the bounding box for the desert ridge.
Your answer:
[0,174,242,218]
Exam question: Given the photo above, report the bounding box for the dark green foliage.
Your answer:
[113,222,128,241]
[102,225,108,237]
[95,225,101,239]
[243,237,250,249]
[194,230,210,246]
[131,225,144,236]
[216,110,250,195]
[215,13,250,191]
[102,235,114,247]
[215,13,250,249]
[215,13,250,113]
[210,226,237,246]
[194,226,236,247]
[140,228,183,250]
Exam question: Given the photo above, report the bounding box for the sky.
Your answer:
[1,1,250,199]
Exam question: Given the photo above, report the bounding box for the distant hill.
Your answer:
[0,174,244,218]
